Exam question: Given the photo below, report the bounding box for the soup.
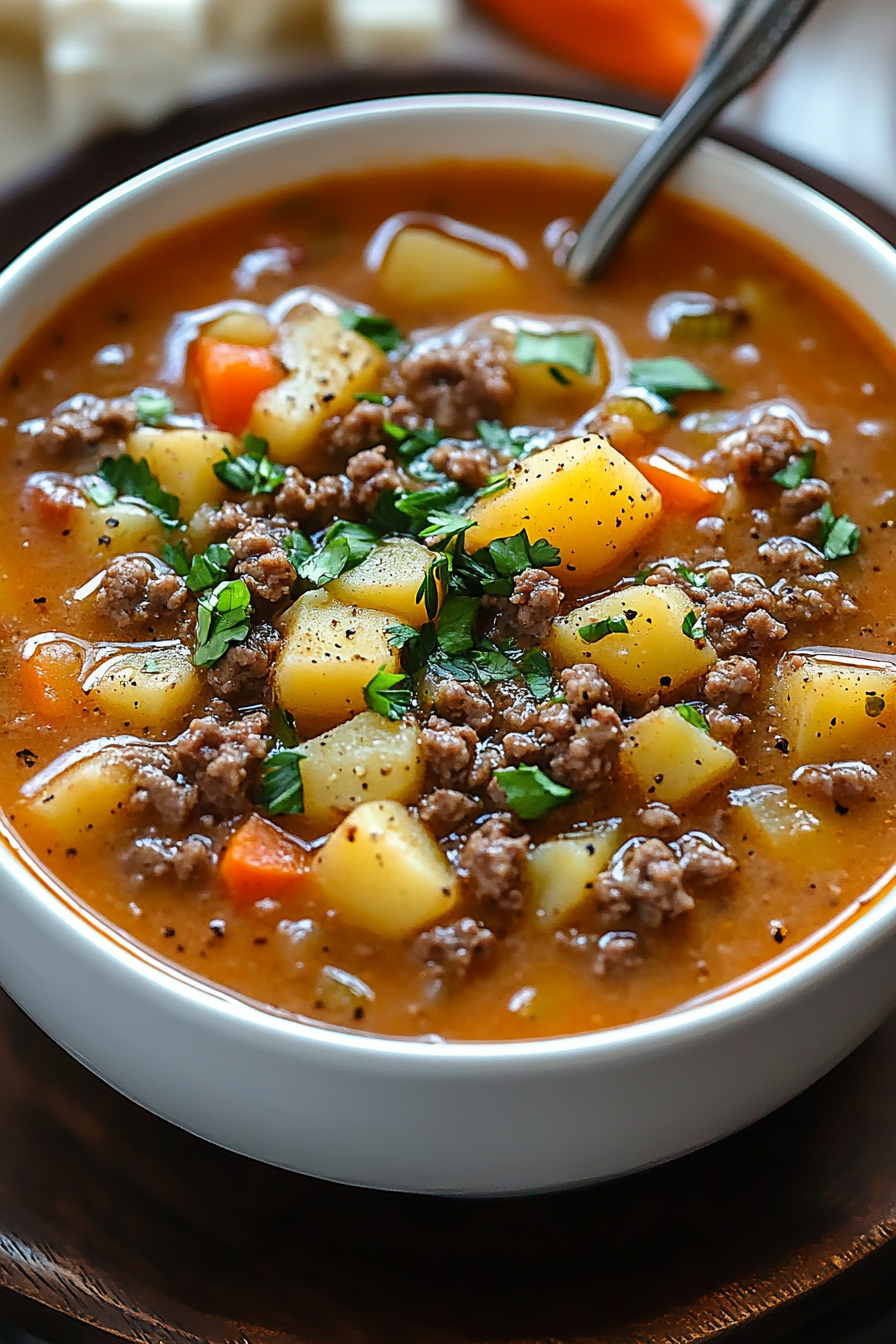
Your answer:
[2,162,895,1041]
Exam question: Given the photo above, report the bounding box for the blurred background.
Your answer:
[0,0,894,212]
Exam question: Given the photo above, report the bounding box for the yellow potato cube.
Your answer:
[300,711,424,828]
[82,643,201,736]
[313,800,459,938]
[274,590,401,736]
[378,227,521,309]
[203,312,275,346]
[249,307,387,469]
[528,820,623,928]
[129,426,233,519]
[548,584,716,700]
[19,742,157,847]
[729,784,830,864]
[72,499,165,559]
[621,707,738,806]
[326,537,438,626]
[467,436,662,588]
[776,651,896,763]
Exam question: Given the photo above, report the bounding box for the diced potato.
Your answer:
[19,742,157,847]
[621,707,738,806]
[204,312,275,346]
[326,537,438,626]
[776,651,896,763]
[71,498,166,559]
[82,643,201,736]
[274,590,401,736]
[248,307,387,470]
[129,426,233,519]
[548,584,716,700]
[511,337,609,423]
[729,785,829,863]
[313,800,458,938]
[467,436,662,588]
[528,820,623,928]
[378,227,521,309]
[300,711,424,828]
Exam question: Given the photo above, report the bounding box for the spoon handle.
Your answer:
[565,0,826,284]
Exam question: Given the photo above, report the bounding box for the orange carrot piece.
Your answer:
[19,640,90,721]
[194,339,283,436]
[475,0,706,99]
[636,454,720,515]
[220,814,312,909]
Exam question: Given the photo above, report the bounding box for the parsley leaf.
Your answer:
[192,579,252,668]
[270,703,299,747]
[629,356,723,399]
[675,704,710,733]
[364,665,412,720]
[184,542,232,593]
[477,419,514,452]
[134,391,174,426]
[257,748,307,816]
[473,639,518,684]
[489,530,561,578]
[494,763,576,820]
[681,609,708,642]
[162,539,190,576]
[382,422,443,463]
[393,482,462,523]
[548,366,572,386]
[771,447,816,488]
[521,648,553,701]
[95,454,180,525]
[435,595,480,655]
[515,330,595,377]
[354,392,387,405]
[298,521,379,586]
[282,529,314,568]
[416,553,451,620]
[418,511,478,544]
[818,502,861,560]
[213,435,286,495]
[339,309,404,354]
[475,472,511,499]
[579,615,628,642]
[142,657,162,674]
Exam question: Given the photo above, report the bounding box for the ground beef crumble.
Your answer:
[418,788,480,836]
[459,815,530,919]
[324,394,419,461]
[703,655,761,706]
[430,679,494,732]
[391,338,513,436]
[205,623,281,700]
[31,394,137,454]
[636,803,681,837]
[708,412,806,479]
[415,917,496,982]
[229,521,296,603]
[792,761,879,805]
[123,832,216,883]
[429,441,499,489]
[172,711,269,815]
[594,831,736,928]
[94,554,187,627]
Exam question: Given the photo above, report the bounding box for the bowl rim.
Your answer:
[4,89,896,1066]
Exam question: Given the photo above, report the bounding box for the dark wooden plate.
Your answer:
[3,67,896,1344]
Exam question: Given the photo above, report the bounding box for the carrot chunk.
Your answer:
[220,814,312,908]
[20,640,90,721]
[194,339,284,436]
[635,454,719,515]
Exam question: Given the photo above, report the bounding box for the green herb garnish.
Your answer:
[257,748,307,816]
[142,657,162,674]
[675,704,710,733]
[282,530,314,569]
[93,454,179,525]
[134,391,174,426]
[475,472,511,499]
[364,665,413,720]
[418,511,478,544]
[681,610,708,642]
[382,422,443,463]
[521,648,553,701]
[473,639,518,684]
[494,764,576,820]
[416,553,451,621]
[548,366,572,386]
[183,542,232,594]
[488,530,561,578]
[339,310,404,354]
[579,615,628,643]
[193,579,252,668]
[213,434,286,495]
[771,447,816,489]
[817,502,861,561]
[298,521,379,586]
[515,330,595,377]
[435,595,480,655]
[477,419,514,452]
[270,703,299,747]
[629,356,723,400]
[353,392,387,405]
[162,539,190,576]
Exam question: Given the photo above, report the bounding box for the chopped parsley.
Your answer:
[354,392,387,405]
[629,356,723,399]
[675,704,710,733]
[192,579,252,668]
[477,419,514,452]
[473,639,518,684]
[134,391,174,426]
[475,471,511,499]
[418,510,478,544]
[382,421,443,463]
[435,595,480,655]
[681,610,708,642]
[416,552,451,620]
[548,365,572,386]
[161,538,190,576]
[515,330,595,377]
[448,529,559,600]
[90,454,179,525]
[282,529,314,569]
[635,561,708,588]
[477,419,554,459]
[579,615,628,642]
[339,309,404,353]
[298,520,379,586]
[494,764,576,820]
[142,657,162,674]
[488,530,561,578]
[520,648,553,701]
[817,502,861,560]
[213,434,286,495]
[257,748,306,816]
[364,665,412,720]
[771,447,816,488]
[183,542,232,593]
[270,703,299,747]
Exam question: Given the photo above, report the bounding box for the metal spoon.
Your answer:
[565,0,826,284]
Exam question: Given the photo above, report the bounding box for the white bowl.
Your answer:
[3,95,896,1197]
